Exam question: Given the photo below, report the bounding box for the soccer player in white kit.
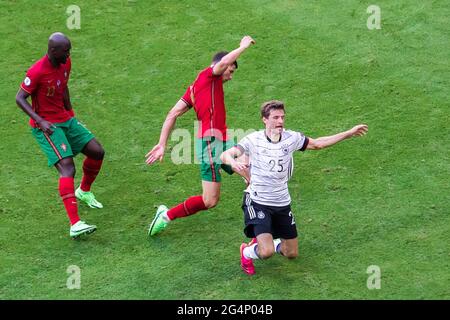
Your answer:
[220,100,368,275]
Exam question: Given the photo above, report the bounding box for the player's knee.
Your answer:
[258,247,275,260]
[284,249,298,259]
[203,197,219,209]
[64,165,76,177]
[85,140,105,160]
[58,159,76,177]
[285,252,298,259]
[96,147,105,160]
[92,145,105,160]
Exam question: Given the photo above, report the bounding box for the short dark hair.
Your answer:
[212,51,238,69]
[260,100,285,118]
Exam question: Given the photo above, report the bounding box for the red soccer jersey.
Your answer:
[20,55,73,127]
[181,66,228,141]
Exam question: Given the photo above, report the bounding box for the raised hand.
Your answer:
[240,35,256,49]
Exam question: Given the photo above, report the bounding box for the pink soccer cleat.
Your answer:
[240,243,255,275]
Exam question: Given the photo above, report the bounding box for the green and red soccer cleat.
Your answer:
[75,187,103,209]
[148,205,169,236]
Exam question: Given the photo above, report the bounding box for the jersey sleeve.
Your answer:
[237,135,252,156]
[20,65,40,94]
[181,86,193,108]
[295,131,309,151]
[206,66,214,76]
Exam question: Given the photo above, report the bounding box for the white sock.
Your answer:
[243,243,259,260]
[273,239,282,254]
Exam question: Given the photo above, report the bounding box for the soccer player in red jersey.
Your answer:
[15,32,105,239]
[146,35,255,236]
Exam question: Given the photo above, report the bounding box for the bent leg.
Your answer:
[202,180,221,208]
[164,180,219,221]
[79,138,104,192]
[255,233,275,260]
[55,158,79,225]
[81,138,105,160]
[280,238,299,259]
[55,157,76,177]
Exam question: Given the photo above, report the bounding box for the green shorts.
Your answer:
[31,117,95,166]
[195,137,235,182]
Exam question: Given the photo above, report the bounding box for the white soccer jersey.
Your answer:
[237,129,309,207]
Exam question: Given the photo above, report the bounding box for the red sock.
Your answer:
[167,195,207,220]
[59,177,80,225]
[80,158,103,192]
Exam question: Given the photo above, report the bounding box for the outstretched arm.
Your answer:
[145,99,190,165]
[306,124,368,150]
[212,35,255,76]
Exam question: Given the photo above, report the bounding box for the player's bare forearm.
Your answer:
[146,101,189,164]
[220,147,244,169]
[157,116,177,147]
[313,131,351,149]
[158,99,190,147]
[16,89,43,123]
[307,124,368,150]
[16,88,55,134]
[213,36,255,75]
[222,47,245,65]
[220,150,236,167]
[63,87,72,110]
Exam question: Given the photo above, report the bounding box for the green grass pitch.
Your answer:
[0,0,448,299]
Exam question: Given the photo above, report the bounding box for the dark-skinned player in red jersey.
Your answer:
[146,35,255,236]
[15,32,105,239]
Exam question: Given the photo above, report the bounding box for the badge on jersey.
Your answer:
[282,143,289,155]
[24,77,31,86]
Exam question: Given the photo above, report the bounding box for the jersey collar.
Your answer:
[264,130,282,143]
